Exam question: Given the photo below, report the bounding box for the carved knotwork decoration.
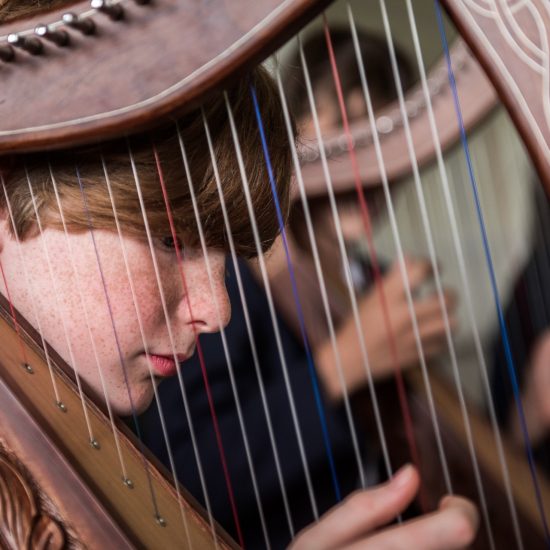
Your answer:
[0,450,65,550]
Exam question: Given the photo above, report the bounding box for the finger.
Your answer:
[413,290,457,321]
[401,257,433,293]
[383,259,407,292]
[290,465,419,550]
[383,258,425,292]
[352,495,479,550]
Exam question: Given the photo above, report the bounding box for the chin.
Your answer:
[110,386,156,417]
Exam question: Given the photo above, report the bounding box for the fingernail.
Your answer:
[393,464,413,487]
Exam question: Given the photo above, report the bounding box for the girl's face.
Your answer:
[0,222,230,415]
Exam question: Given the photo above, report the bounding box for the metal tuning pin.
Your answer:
[90,0,124,20]
[7,33,43,55]
[35,24,70,47]
[0,44,15,62]
[62,13,96,35]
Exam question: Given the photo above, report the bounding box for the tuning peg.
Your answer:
[62,13,96,35]
[91,0,124,20]
[7,33,43,55]
[35,24,70,47]
[0,44,14,62]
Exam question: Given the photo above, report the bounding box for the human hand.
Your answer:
[316,258,456,399]
[289,465,478,550]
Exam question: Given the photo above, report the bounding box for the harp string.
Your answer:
[275,58,395,485]
[374,0,458,498]
[224,90,321,521]
[182,118,271,547]
[404,1,523,546]
[435,0,550,541]
[24,166,95,443]
[188,114,296,539]
[174,124,260,544]
[127,142,222,535]
[0,176,61,404]
[378,0,498,538]
[152,138,246,546]
[297,26,405,483]
[251,82,361,502]
[101,153,194,543]
[189,341,245,546]
[74,163,163,521]
[47,161,129,482]
[378,0,499,543]
[298,22,426,495]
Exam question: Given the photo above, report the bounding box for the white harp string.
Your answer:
[199,112,271,548]
[0,176,62,405]
[48,162,128,481]
[181,115,295,538]
[127,143,213,542]
[101,154,193,546]
[76,157,172,526]
[349,1,455,496]
[224,90,320,520]
[379,0,495,542]
[275,57,394,483]
[298,28,412,484]
[404,1,523,545]
[282,39,375,490]
[24,167,95,443]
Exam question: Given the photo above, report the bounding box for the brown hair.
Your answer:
[0,4,293,258]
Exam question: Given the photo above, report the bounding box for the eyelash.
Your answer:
[160,236,184,253]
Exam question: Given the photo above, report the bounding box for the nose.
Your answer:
[180,250,231,335]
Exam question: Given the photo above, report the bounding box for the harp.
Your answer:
[0,0,548,548]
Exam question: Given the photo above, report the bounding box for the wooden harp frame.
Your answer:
[0,0,550,547]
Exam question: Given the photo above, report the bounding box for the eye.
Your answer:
[160,235,184,252]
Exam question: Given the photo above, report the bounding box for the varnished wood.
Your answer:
[0,0,331,153]
[441,0,550,193]
[0,378,128,548]
[1,436,70,549]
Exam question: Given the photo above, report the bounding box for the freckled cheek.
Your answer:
[127,276,173,334]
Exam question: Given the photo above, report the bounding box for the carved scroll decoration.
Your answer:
[0,446,66,550]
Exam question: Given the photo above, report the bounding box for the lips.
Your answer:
[148,354,180,377]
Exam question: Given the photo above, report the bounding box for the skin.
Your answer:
[291,464,478,550]
[0,219,229,415]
